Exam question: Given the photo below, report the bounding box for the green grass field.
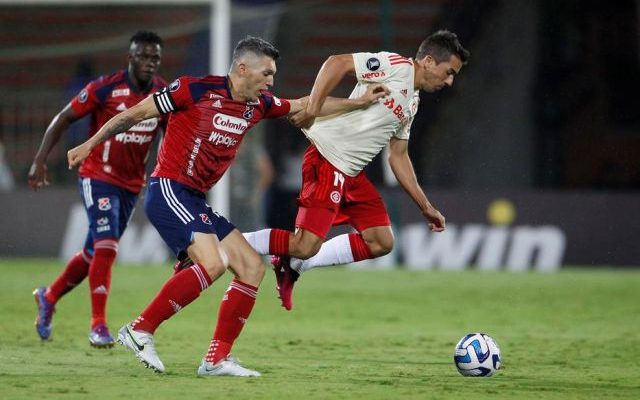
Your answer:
[1,259,639,399]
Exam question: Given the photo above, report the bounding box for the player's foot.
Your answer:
[33,287,55,340]
[197,356,261,377]
[89,323,115,348]
[271,255,299,311]
[172,257,194,275]
[117,323,165,373]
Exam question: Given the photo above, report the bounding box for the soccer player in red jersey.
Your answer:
[67,36,387,375]
[29,31,166,347]
[243,30,470,311]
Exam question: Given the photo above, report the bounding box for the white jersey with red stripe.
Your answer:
[302,51,420,177]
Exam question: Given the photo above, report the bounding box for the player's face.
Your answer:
[242,55,276,100]
[128,42,162,85]
[418,54,462,93]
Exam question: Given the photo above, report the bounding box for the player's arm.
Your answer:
[288,83,389,120]
[292,54,356,128]
[67,96,160,168]
[28,104,80,190]
[388,137,445,232]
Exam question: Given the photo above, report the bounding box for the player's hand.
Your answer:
[67,143,91,169]
[356,84,390,106]
[423,206,446,232]
[27,161,49,191]
[289,109,317,129]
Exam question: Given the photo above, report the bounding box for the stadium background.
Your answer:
[1,0,639,269]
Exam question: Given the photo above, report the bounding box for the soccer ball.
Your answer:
[453,333,501,377]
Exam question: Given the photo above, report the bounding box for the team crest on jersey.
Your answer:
[97,217,109,226]
[330,191,342,204]
[98,197,111,211]
[243,106,254,120]
[169,79,180,92]
[200,213,212,225]
[78,89,88,103]
[366,57,380,71]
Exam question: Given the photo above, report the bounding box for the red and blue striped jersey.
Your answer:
[70,69,167,193]
[151,75,291,193]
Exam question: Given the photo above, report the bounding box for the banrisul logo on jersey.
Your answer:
[213,114,248,135]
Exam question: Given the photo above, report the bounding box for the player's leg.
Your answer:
[117,178,227,372]
[33,179,97,340]
[84,180,136,348]
[198,228,264,377]
[292,179,394,274]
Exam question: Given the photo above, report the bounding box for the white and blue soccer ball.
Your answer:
[454,333,501,377]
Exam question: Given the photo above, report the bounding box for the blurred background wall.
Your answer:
[1,0,638,268]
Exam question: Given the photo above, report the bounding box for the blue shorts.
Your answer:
[78,177,138,255]
[144,177,235,259]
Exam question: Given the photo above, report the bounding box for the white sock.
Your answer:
[293,234,354,274]
[243,229,271,255]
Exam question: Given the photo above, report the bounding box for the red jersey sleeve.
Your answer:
[152,76,195,114]
[262,93,291,118]
[69,80,101,119]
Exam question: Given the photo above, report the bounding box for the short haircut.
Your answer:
[416,30,470,64]
[129,31,163,48]
[232,36,280,62]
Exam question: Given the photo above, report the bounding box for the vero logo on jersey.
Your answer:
[213,114,248,135]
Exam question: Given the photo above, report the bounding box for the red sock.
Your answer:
[348,233,373,261]
[132,264,212,334]
[205,279,258,364]
[45,249,92,304]
[89,240,118,329]
[268,229,290,255]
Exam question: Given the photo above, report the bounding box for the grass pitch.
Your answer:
[0,259,639,399]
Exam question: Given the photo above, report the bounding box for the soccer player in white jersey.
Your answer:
[244,30,470,310]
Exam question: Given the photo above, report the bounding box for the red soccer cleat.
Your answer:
[271,255,299,311]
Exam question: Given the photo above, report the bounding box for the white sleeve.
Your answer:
[353,52,394,84]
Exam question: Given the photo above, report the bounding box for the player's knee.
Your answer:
[370,236,394,257]
[194,252,227,280]
[294,240,322,259]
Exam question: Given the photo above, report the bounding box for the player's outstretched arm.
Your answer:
[67,96,159,169]
[289,84,390,122]
[293,54,356,129]
[28,104,79,191]
[388,137,445,232]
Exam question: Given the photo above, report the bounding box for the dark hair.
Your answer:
[416,30,469,64]
[232,36,279,62]
[129,31,163,48]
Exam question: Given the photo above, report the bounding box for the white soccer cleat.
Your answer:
[197,356,261,377]
[117,323,165,373]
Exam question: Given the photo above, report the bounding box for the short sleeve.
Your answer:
[69,80,101,119]
[152,76,194,114]
[263,93,291,118]
[353,52,394,84]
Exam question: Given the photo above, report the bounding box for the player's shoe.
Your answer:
[33,287,55,340]
[271,256,299,311]
[88,323,115,348]
[197,356,261,377]
[117,323,165,373]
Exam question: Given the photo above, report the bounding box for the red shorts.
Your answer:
[295,145,391,238]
